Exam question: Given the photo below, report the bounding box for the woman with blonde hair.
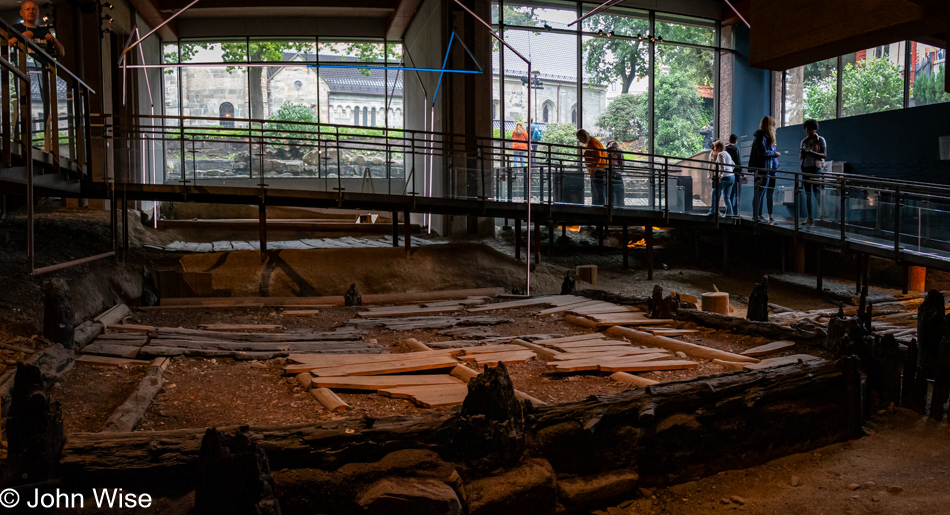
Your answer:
[749,116,781,224]
[512,121,529,167]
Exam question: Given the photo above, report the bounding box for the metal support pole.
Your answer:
[259,202,267,263]
[392,211,399,247]
[404,210,411,254]
[645,225,654,280]
[515,219,522,261]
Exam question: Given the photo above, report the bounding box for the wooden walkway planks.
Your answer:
[457,350,537,366]
[378,384,470,408]
[307,356,461,377]
[532,333,606,346]
[309,374,463,390]
[198,324,284,332]
[467,295,586,313]
[740,340,796,357]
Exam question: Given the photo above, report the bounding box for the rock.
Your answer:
[791,476,801,487]
[862,481,876,489]
[606,507,622,515]
[886,486,903,495]
[557,469,639,508]
[720,497,731,505]
[871,493,881,502]
[465,459,556,515]
[729,495,745,505]
[345,283,362,307]
[358,478,461,515]
[848,484,860,491]
[638,488,653,498]
[43,278,75,347]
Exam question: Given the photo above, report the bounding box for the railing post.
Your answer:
[839,179,847,243]
[1,41,10,167]
[794,172,801,233]
[712,163,720,228]
[663,161,670,223]
[47,64,59,174]
[893,187,901,255]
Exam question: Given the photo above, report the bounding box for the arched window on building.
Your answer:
[542,100,555,124]
[571,105,577,125]
[353,106,360,125]
[219,102,234,128]
[362,107,368,126]
[371,108,377,127]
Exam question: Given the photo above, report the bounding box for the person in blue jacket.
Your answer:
[749,116,781,224]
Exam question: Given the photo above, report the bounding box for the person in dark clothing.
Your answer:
[9,1,65,58]
[799,119,827,225]
[700,122,714,151]
[605,140,625,207]
[725,134,742,215]
[749,116,781,224]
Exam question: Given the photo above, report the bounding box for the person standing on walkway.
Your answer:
[577,129,607,206]
[605,140,626,207]
[512,121,529,167]
[799,119,827,225]
[708,141,736,216]
[750,116,781,224]
[725,134,743,215]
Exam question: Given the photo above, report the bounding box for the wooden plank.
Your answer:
[646,329,700,337]
[548,353,672,372]
[557,345,656,353]
[510,339,561,360]
[288,349,460,365]
[310,375,462,390]
[76,355,152,367]
[743,354,824,371]
[405,338,434,352]
[532,333,606,346]
[537,300,604,316]
[308,356,462,377]
[378,384,469,399]
[198,324,284,332]
[450,365,480,383]
[467,295,585,312]
[571,305,639,315]
[551,340,635,350]
[106,324,157,333]
[740,340,796,357]
[605,326,760,364]
[514,390,549,407]
[280,310,323,316]
[80,343,144,359]
[712,359,746,371]
[550,349,670,361]
[461,351,537,366]
[594,318,675,327]
[94,333,150,342]
[586,312,650,322]
[458,344,526,355]
[95,304,131,328]
[311,388,349,412]
[598,360,699,373]
[357,306,464,317]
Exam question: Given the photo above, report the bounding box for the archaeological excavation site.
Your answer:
[1,0,950,513]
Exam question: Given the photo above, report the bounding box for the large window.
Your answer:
[492,2,721,159]
[783,40,947,126]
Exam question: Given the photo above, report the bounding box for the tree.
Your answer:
[803,57,904,120]
[913,65,950,106]
[266,102,320,158]
[653,68,707,158]
[582,16,649,93]
[596,93,646,143]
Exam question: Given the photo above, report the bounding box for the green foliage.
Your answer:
[803,57,904,120]
[653,69,708,158]
[539,123,579,161]
[491,5,540,27]
[596,94,647,143]
[913,65,950,106]
[582,17,649,93]
[266,102,320,134]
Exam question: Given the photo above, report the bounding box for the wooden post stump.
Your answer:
[344,283,362,307]
[747,276,769,322]
[701,292,730,315]
[907,266,926,293]
[450,363,525,471]
[6,363,65,484]
[195,427,282,515]
[916,289,946,380]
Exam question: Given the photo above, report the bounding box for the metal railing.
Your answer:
[113,112,950,266]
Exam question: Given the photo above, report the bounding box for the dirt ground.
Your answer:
[51,363,146,433]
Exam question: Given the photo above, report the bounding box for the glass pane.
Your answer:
[498,2,577,29]
[654,44,715,158]
[319,40,386,64]
[386,42,403,64]
[249,40,316,62]
[783,66,804,127]
[801,57,837,122]
[582,7,649,37]
[910,42,949,107]
[583,33,648,151]
[841,42,905,117]
[179,66,251,180]
[655,13,716,46]
[180,40,247,63]
[163,43,179,64]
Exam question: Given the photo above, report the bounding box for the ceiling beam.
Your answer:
[386,0,422,39]
[158,0,399,11]
[750,0,947,70]
[128,0,178,40]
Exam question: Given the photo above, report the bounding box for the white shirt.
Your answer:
[714,151,735,177]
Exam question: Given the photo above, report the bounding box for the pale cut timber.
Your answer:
[593,318,674,327]
[571,305,640,315]
[79,343,144,359]
[550,340,636,350]
[557,345,660,353]
[605,326,760,363]
[288,349,460,364]
[646,329,700,337]
[358,306,463,317]
[586,312,650,322]
[280,310,322,316]
[459,344,526,354]
[740,340,796,357]
[550,350,671,361]
[106,324,157,333]
[548,353,671,372]
[514,390,549,407]
[537,300,605,316]
[712,359,746,371]
[310,375,462,390]
[510,339,561,360]
[701,292,730,315]
[295,373,312,389]
[458,350,537,366]
[610,372,659,386]
[378,384,469,399]
[404,338,433,352]
[307,356,461,377]
[450,365,480,383]
[599,360,699,373]
[311,388,349,412]
[361,288,504,305]
[198,324,283,332]
[743,354,825,371]
[564,314,599,329]
[95,304,131,328]
[76,355,152,367]
[532,333,605,346]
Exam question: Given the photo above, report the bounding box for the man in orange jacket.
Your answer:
[577,129,606,205]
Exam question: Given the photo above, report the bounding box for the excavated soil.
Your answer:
[50,363,146,433]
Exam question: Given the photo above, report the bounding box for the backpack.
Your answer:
[531,125,542,142]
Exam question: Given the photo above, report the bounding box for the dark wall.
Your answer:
[775,102,950,184]
[731,24,772,153]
